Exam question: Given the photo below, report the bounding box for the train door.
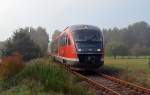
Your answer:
[63,33,67,57]
[65,34,71,58]
[60,33,67,58]
[62,33,72,60]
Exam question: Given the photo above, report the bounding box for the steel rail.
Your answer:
[62,64,121,95]
[99,73,150,94]
[59,63,150,95]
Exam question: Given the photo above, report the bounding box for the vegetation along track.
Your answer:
[61,64,150,95]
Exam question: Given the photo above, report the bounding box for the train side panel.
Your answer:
[51,25,104,70]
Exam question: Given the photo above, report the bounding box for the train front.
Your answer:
[71,25,104,70]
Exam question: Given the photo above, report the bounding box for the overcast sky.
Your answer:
[0,0,150,41]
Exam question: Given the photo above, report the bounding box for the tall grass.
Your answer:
[21,59,69,91]
[103,57,150,88]
[0,53,24,79]
[0,58,95,95]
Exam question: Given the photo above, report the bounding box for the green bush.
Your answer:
[22,59,68,92]
[0,54,24,79]
[0,58,95,95]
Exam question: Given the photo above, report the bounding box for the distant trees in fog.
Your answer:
[3,27,49,61]
[1,21,150,59]
[29,27,49,56]
[52,30,61,40]
[103,21,150,58]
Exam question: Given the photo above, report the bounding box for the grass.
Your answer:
[102,57,150,88]
[0,57,95,95]
[0,54,24,80]
[2,56,149,94]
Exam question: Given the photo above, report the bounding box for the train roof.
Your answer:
[68,25,100,31]
[53,25,101,41]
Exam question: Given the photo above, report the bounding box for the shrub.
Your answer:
[0,53,25,79]
[0,58,95,95]
[4,29,42,61]
[19,59,69,92]
[21,58,94,95]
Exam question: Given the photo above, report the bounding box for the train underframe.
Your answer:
[54,54,104,71]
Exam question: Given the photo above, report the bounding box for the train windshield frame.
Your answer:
[72,29,103,42]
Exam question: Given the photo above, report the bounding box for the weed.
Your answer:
[104,57,150,88]
[0,53,24,79]
[0,58,95,95]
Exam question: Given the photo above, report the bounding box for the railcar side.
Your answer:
[51,25,104,70]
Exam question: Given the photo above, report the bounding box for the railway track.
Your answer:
[62,64,150,95]
[86,73,150,95]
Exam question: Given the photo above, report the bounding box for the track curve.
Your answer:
[60,63,150,95]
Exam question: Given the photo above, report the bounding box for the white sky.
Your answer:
[0,0,150,41]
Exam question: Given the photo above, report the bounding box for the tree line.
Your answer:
[2,27,49,61]
[1,21,149,60]
[103,21,150,58]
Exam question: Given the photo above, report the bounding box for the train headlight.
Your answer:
[78,49,82,52]
[97,49,101,51]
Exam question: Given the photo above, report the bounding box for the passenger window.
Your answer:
[68,38,71,45]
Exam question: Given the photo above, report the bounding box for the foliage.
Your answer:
[14,29,41,61]
[106,41,129,58]
[4,28,42,61]
[0,58,95,95]
[3,39,14,56]
[52,30,61,40]
[0,41,5,50]
[0,79,64,95]
[104,21,150,57]
[0,53,24,79]
[104,57,150,87]
[29,27,49,56]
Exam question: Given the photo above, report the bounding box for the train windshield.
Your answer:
[73,29,102,42]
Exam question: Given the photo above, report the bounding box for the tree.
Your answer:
[3,39,14,56]
[103,21,150,57]
[52,30,61,40]
[106,42,129,59]
[130,44,148,57]
[0,41,5,49]
[29,27,49,56]
[4,28,41,61]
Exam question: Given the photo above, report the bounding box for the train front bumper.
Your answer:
[70,54,104,70]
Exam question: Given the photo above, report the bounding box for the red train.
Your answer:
[50,25,104,70]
